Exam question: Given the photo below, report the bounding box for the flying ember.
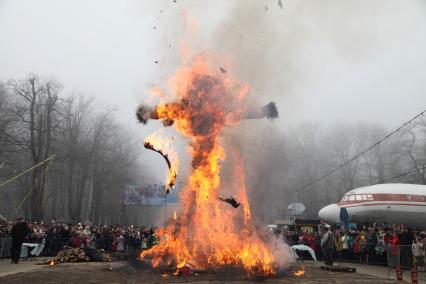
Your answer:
[136,53,278,276]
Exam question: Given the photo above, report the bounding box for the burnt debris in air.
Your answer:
[262,101,279,119]
[218,197,241,208]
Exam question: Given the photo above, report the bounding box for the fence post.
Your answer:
[411,268,418,284]
[396,265,403,281]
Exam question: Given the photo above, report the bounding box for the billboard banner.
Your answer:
[123,184,178,206]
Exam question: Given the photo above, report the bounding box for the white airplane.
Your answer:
[318,183,426,228]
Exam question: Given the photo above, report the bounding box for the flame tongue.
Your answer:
[294,266,305,277]
[143,131,179,193]
[139,54,275,276]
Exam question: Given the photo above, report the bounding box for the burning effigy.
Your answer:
[136,52,286,277]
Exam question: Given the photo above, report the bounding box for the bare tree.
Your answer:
[7,75,60,220]
[401,121,426,184]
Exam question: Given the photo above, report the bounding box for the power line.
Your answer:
[309,165,426,207]
[287,109,426,196]
[382,165,426,183]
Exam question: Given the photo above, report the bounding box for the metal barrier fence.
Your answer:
[291,243,425,269]
[2,237,425,270]
[0,237,154,259]
[0,237,12,258]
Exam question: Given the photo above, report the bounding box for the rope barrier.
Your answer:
[0,154,56,191]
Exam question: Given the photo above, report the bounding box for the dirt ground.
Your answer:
[0,261,407,284]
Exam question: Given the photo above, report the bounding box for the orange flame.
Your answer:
[173,211,177,221]
[294,266,305,277]
[139,53,275,276]
[49,260,55,266]
[144,130,179,191]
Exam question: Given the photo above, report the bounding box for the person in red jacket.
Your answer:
[384,230,392,245]
[71,232,82,248]
[353,232,360,255]
[307,233,317,252]
[387,231,400,267]
[391,232,400,256]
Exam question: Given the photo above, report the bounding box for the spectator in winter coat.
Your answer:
[387,231,400,268]
[358,233,367,264]
[412,237,425,271]
[321,226,334,266]
[400,227,415,268]
[334,232,343,259]
[71,232,82,248]
[366,227,377,264]
[10,218,31,264]
[116,232,125,252]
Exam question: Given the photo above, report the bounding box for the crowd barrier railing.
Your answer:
[0,237,155,259]
[292,242,424,270]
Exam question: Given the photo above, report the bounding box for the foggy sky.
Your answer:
[1,0,425,127]
[1,0,426,182]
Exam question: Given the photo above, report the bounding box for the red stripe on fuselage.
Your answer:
[341,202,426,208]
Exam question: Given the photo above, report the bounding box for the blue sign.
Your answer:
[123,184,178,205]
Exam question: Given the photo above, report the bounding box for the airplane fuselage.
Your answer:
[318,184,426,229]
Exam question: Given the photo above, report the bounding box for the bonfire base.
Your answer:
[0,261,403,283]
[38,247,111,265]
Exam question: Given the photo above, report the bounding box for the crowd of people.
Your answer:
[0,219,158,262]
[2,218,426,271]
[275,224,426,270]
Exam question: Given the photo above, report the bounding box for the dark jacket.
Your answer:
[11,222,31,243]
[321,230,335,250]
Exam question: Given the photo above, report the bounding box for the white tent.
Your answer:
[291,244,317,261]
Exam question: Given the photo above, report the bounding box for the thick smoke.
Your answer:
[206,0,426,223]
[143,0,426,222]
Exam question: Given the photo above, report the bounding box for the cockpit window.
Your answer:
[348,195,355,201]
[355,195,362,201]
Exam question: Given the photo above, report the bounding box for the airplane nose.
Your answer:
[318,204,341,224]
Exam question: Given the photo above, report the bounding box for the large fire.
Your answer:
[138,53,276,276]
